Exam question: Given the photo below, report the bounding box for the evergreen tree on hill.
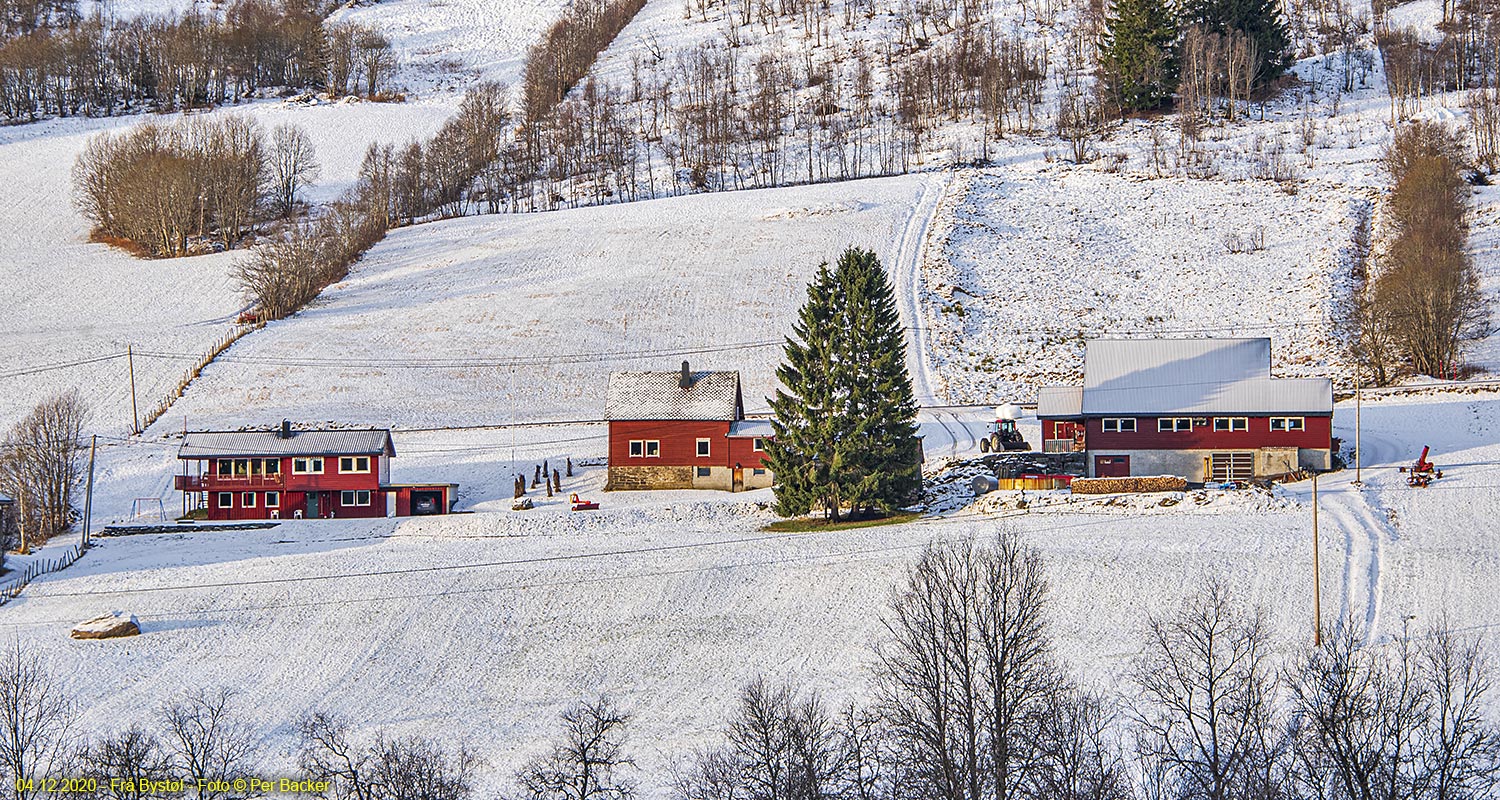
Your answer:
[1180,0,1291,86]
[1098,0,1180,113]
[766,247,922,521]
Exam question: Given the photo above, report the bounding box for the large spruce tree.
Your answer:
[1180,0,1290,85]
[766,247,922,520]
[1098,0,1180,113]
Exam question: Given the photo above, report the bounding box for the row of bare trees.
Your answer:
[73,114,319,257]
[0,653,477,800]
[0,390,87,549]
[1350,122,1492,383]
[235,81,507,320]
[658,534,1500,800]
[0,0,394,123]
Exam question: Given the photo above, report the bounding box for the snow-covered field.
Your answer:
[153,173,939,430]
[6,390,1499,796]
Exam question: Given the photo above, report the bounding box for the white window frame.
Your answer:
[265,491,280,508]
[241,492,256,508]
[644,440,660,458]
[339,456,371,473]
[1270,416,1306,432]
[752,438,767,452]
[696,438,711,458]
[1213,417,1249,432]
[217,492,233,508]
[629,440,644,457]
[216,460,232,477]
[1158,417,1193,432]
[340,490,372,507]
[263,458,280,475]
[292,457,324,474]
[1102,418,1136,433]
[695,466,712,477]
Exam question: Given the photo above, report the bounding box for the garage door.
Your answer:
[1094,455,1130,478]
[1210,452,1254,481]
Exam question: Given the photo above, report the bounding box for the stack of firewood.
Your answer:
[1071,476,1188,494]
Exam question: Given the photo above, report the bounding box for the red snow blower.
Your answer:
[1399,446,1444,488]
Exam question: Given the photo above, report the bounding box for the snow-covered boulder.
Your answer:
[70,612,140,640]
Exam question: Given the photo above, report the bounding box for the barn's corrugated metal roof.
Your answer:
[606,370,743,421]
[1036,386,1083,418]
[727,419,775,437]
[1076,338,1332,415]
[179,429,395,459]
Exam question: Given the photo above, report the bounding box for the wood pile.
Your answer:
[1071,475,1187,494]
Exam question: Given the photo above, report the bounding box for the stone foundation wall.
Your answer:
[606,465,694,491]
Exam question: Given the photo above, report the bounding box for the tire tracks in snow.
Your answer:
[892,170,958,462]
[1319,429,1406,643]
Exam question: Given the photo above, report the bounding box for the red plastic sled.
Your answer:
[569,493,599,511]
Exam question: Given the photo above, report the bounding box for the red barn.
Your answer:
[605,363,774,491]
[1037,338,1333,482]
[175,423,456,520]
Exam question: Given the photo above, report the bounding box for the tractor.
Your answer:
[979,403,1030,453]
[1399,445,1444,487]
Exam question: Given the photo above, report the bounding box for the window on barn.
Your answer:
[242,492,256,508]
[263,459,279,475]
[644,440,660,457]
[1213,417,1249,432]
[753,468,766,475]
[1102,418,1136,433]
[234,459,250,477]
[1157,418,1193,432]
[217,492,232,508]
[340,456,371,473]
[696,467,711,477]
[697,439,711,457]
[1270,417,1305,431]
[629,440,644,457]
[752,438,767,451]
[266,492,280,507]
[217,460,232,477]
[341,490,370,506]
[293,457,324,474]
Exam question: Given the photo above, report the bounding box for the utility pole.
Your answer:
[82,435,97,548]
[1312,472,1322,647]
[17,492,26,556]
[127,344,140,435]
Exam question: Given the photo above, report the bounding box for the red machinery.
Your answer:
[1399,446,1444,487]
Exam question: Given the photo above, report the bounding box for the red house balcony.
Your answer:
[176,474,286,491]
[175,474,206,491]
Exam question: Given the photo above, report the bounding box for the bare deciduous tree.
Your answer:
[1130,579,1284,800]
[513,697,635,800]
[79,726,175,800]
[271,123,321,218]
[877,532,1061,800]
[0,646,75,800]
[299,712,477,800]
[0,389,87,545]
[159,689,258,800]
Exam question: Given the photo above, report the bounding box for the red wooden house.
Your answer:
[1037,338,1333,482]
[176,423,455,520]
[604,362,774,491]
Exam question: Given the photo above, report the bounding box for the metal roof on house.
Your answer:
[605,370,744,421]
[727,419,775,437]
[1039,338,1333,416]
[178,429,395,459]
[1036,386,1083,418]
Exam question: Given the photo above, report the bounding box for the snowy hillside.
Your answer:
[155,174,939,430]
